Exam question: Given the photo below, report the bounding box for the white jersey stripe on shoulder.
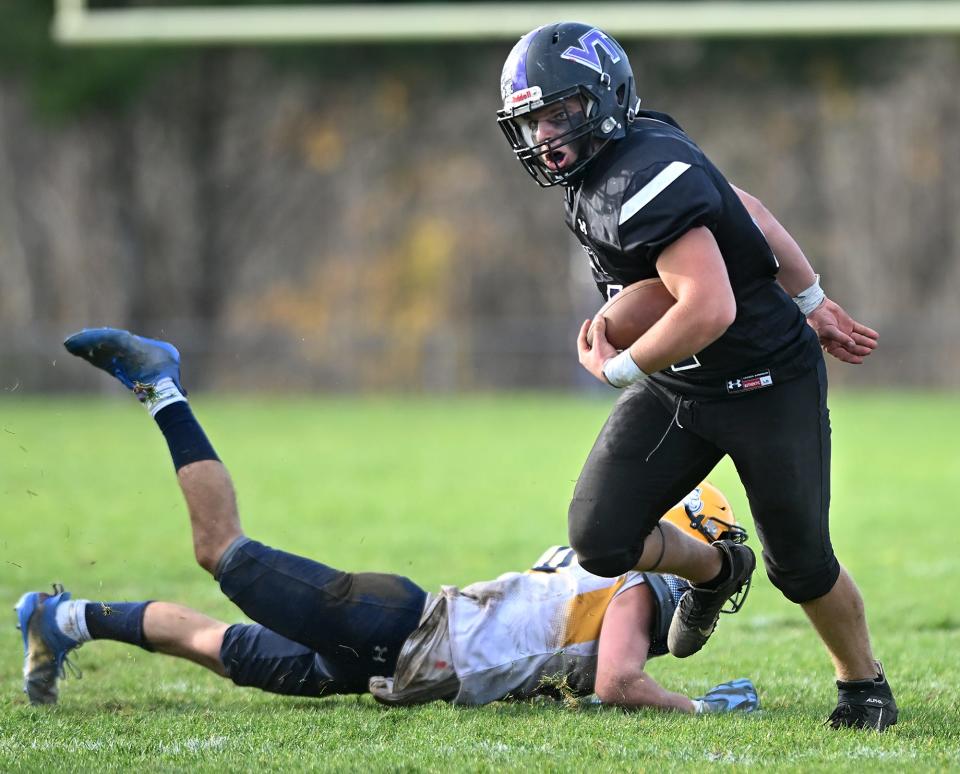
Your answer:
[618,161,692,226]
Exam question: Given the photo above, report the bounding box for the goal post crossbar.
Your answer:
[53,0,960,45]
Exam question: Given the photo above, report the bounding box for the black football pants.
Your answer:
[568,359,841,603]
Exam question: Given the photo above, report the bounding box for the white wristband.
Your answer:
[602,349,647,388]
[793,274,826,316]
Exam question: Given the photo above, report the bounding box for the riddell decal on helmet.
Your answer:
[560,28,621,74]
[503,86,543,111]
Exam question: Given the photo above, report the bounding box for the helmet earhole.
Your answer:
[616,84,626,105]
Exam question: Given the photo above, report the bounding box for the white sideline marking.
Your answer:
[619,162,691,225]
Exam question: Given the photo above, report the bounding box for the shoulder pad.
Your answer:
[618,161,722,259]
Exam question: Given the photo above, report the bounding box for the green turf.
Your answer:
[1,392,958,772]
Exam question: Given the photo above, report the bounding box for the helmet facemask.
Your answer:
[498,87,613,187]
[682,504,752,614]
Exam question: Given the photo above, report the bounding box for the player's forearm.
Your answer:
[761,219,817,296]
[597,672,696,713]
[733,185,816,295]
[624,225,735,374]
[626,298,733,374]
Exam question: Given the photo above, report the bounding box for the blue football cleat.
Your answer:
[15,585,82,705]
[695,678,760,714]
[63,327,184,396]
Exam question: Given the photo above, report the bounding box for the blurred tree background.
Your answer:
[1,1,958,392]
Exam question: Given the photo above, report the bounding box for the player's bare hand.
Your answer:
[577,316,619,383]
[806,298,879,365]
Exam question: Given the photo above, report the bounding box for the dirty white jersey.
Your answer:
[444,545,648,705]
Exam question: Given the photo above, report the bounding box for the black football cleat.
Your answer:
[667,540,755,658]
[827,662,898,732]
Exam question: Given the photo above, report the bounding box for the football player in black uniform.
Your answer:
[497,21,896,731]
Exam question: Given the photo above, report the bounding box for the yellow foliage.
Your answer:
[376,78,409,125]
[240,216,458,388]
[302,120,344,173]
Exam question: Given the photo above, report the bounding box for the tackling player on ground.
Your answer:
[15,328,758,715]
[497,21,896,730]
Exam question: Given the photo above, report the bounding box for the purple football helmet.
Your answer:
[497,21,638,186]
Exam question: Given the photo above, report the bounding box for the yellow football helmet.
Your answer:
[660,481,750,613]
[661,481,747,545]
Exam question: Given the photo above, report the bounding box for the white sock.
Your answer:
[54,599,92,644]
[691,699,705,714]
[136,376,187,417]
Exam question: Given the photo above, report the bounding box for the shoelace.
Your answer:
[60,656,83,680]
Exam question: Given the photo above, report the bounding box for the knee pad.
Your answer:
[568,499,645,577]
[577,551,640,578]
[569,523,642,577]
[765,555,841,603]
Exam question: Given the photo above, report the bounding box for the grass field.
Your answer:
[2,392,959,771]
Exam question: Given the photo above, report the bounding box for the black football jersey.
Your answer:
[565,110,820,396]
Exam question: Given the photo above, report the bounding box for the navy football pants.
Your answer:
[216,538,427,696]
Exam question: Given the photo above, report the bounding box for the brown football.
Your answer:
[587,278,676,350]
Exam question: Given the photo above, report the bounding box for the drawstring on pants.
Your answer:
[645,396,684,462]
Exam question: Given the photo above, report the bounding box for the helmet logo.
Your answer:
[560,29,621,75]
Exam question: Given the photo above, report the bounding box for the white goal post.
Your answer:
[53,0,960,45]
